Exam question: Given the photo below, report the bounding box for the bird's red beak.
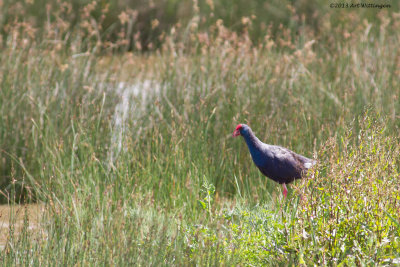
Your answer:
[232,124,242,137]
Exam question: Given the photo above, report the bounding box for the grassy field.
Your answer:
[0,1,400,265]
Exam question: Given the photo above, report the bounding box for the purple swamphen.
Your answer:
[233,124,315,198]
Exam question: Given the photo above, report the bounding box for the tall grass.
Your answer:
[0,1,399,265]
[1,0,399,50]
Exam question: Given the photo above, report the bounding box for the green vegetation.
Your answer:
[0,0,399,265]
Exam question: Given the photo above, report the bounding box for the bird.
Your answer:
[233,124,315,198]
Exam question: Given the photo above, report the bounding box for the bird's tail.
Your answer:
[304,160,317,169]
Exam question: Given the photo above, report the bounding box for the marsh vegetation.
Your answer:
[0,0,399,265]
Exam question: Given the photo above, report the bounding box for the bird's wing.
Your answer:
[276,146,315,167]
[269,145,314,173]
[273,147,298,166]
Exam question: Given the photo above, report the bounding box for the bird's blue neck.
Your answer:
[242,130,264,165]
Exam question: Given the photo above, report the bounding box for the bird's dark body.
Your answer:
[237,124,314,184]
